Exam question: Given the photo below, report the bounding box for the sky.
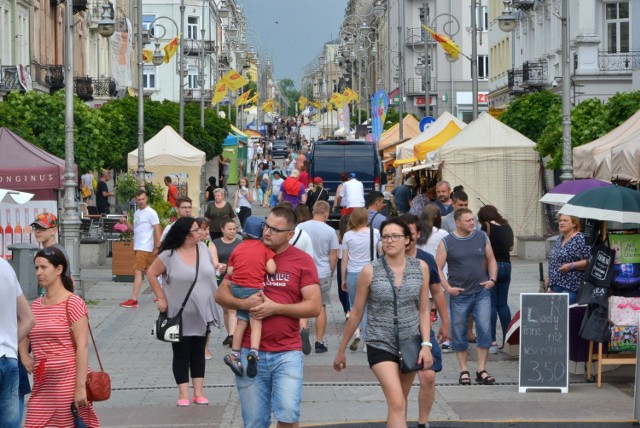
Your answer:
[240,0,347,88]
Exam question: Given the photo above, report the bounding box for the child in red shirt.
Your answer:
[223,218,276,378]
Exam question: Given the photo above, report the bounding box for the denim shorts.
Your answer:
[366,329,442,372]
[231,284,262,322]
[235,349,303,427]
[0,356,19,428]
[449,288,492,351]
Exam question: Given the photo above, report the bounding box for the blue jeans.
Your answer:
[0,356,19,428]
[336,259,350,314]
[235,349,303,428]
[550,285,577,305]
[490,261,512,343]
[347,271,367,340]
[269,194,279,207]
[450,288,492,351]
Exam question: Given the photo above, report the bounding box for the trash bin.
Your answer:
[8,243,39,300]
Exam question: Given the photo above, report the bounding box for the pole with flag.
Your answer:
[421,24,469,61]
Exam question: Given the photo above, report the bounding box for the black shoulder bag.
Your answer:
[153,246,200,343]
[381,257,424,373]
[369,212,379,261]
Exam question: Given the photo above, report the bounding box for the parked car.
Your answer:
[270,140,289,158]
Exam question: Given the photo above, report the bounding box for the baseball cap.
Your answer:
[349,172,357,179]
[241,216,264,239]
[31,213,58,229]
[313,177,323,184]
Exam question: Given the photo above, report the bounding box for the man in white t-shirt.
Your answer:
[269,170,284,207]
[338,172,365,215]
[119,189,161,308]
[298,201,339,353]
[0,259,34,426]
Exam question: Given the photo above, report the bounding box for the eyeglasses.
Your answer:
[262,222,293,234]
[36,247,62,264]
[381,234,406,242]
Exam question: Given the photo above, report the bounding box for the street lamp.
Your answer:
[61,0,114,294]
[96,2,116,38]
[498,0,572,181]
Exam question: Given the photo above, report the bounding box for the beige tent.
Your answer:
[611,135,640,183]
[378,115,421,160]
[128,126,205,205]
[573,109,640,179]
[395,112,467,164]
[437,113,544,238]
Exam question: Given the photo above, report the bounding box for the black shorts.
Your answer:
[366,329,443,372]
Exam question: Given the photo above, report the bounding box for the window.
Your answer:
[605,2,629,53]
[470,4,488,31]
[477,55,489,80]
[187,66,199,89]
[187,16,199,40]
[143,65,156,89]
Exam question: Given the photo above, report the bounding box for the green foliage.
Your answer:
[114,171,142,204]
[279,78,301,117]
[350,109,369,127]
[605,91,640,129]
[383,108,417,131]
[499,91,562,143]
[151,199,174,228]
[0,91,123,174]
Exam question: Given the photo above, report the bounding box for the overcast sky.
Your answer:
[240,0,347,88]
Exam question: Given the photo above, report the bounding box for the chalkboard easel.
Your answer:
[519,293,569,393]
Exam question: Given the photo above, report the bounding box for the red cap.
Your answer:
[30,213,58,229]
[313,177,323,184]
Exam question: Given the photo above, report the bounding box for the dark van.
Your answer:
[308,139,381,203]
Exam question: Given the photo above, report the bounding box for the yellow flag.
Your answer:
[235,90,252,106]
[329,92,344,106]
[163,36,179,63]
[211,80,229,105]
[142,50,153,63]
[422,24,466,61]
[248,94,259,104]
[326,101,333,112]
[298,96,309,109]
[310,100,322,109]
[222,69,249,90]
[261,98,274,112]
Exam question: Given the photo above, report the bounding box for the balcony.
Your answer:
[90,77,118,97]
[598,51,640,72]
[184,89,213,102]
[74,77,94,101]
[511,0,535,11]
[31,63,65,93]
[522,60,547,88]
[51,0,88,14]
[508,68,524,93]
[183,39,217,56]
[405,28,426,49]
[0,66,25,93]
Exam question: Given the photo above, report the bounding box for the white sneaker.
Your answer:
[362,342,367,353]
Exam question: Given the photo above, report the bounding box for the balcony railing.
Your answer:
[32,63,65,93]
[184,88,213,101]
[74,77,94,101]
[508,68,524,93]
[51,0,88,14]
[183,39,217,56]
[511,0,535,11]
[91,77,118,97]
[0,66,23,92]
[405,28,426,49]
[522,60,547,87]
[598,51,640,72]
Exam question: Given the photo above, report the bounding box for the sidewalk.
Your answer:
[74,201,637,427]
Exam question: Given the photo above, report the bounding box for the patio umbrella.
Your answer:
[0,188,34,205]
[539,178,612,206]
[559,186,640,223]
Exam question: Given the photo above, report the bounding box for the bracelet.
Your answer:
[421,341,433,348]
[570,262,575,271]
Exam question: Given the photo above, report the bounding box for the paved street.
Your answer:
[55,196,634,427]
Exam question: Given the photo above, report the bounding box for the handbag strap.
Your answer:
[66,297,105,372]
[369,212,379,261]
[381,257,401,356]
[177,245,200,313]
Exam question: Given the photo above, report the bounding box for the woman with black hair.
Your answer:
[20,247,100,427]
[147,217,221,407]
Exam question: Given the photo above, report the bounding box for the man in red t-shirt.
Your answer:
[216,206,320,428]
[164,176,179,207]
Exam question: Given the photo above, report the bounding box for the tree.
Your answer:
[605,91,640,129]
[499,91,561,143]
[279,78,300,117]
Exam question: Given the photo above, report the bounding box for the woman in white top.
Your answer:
[418,205,449,258]
[233,177,253,228]
[341,207,380,351]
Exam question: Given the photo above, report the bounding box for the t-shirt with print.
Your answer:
[228,240,275,289]
[241,245,319,352]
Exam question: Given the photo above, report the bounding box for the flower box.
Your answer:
[112,241,135,282]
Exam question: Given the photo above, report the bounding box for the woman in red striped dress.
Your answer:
[19,247,100,427]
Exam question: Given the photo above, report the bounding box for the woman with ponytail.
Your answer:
[19,246,100,427]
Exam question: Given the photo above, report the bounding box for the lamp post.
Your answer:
[498,0,572,181]
[61,1,114,294]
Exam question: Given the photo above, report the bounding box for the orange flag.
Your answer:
[142,50,153,63]
[211,80,228,105]
[163,36,179,63]
[222,69,248,90]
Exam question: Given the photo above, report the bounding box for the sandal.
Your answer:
[458,370,471,385]
[475,370,496,385]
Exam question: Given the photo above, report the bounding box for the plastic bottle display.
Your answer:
[23,208,31,243]
[0,211,4,259]
[4,209,13,259]
[14,208,22,244]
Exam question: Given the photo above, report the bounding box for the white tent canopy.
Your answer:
[573,109,640,180]
[395,111,466,160]
[611,134,640,183]
[128,126,205,205]
[437,113,544,238]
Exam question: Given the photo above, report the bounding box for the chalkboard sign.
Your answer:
[519,293,569,393]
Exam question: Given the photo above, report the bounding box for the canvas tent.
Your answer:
[394,112,466,166]
[611,135,640,183]
[378,115,421,160]
[127,126,205,205]
[437,113,544,238]
[573,109,640,180]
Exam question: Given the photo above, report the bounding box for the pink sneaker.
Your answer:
[193,396,209,405]
[176,399,190,407]
[119,299,138,308]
